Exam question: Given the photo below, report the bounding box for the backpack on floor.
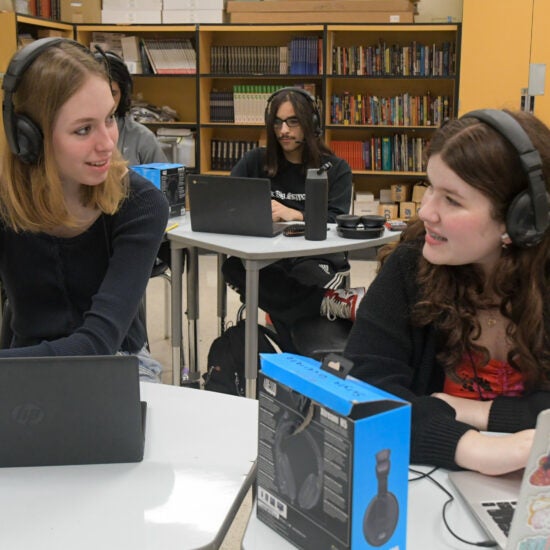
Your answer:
[203,320,281,396]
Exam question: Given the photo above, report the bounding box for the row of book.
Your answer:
[331,41,456,77]
[331,135,427,173]
[25,0,57,19]
[141,38,196,74]
[210,84,318,124]
[210,36,322,75]
[330,92,451,127]
[210,139,259,171]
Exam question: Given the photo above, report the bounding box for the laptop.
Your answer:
[187,174,286,237]
[448,409,550,549]
[0,355,146,468]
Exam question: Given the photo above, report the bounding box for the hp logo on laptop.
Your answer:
[11,403,45,425]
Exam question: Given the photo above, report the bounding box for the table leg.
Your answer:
[185,246,200,386]
[170,244,183,386]
[217,253,227,335]
[244,259,261,399]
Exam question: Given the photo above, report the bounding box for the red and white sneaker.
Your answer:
[320,287,366,322]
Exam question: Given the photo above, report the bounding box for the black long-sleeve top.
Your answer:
[345,240,550,470]
[230,147,352,222]
[0,171,169,357]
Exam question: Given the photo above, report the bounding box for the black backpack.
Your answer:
[203,320,281,396]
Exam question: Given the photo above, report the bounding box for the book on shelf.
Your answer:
[141,38,196,75]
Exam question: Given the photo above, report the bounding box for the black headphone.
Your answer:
[363,449,399,547]
[265,86,322,137]
[336,214,386,239]
[461,109,550,248]
[1,37,89,165]
[273,411,323,511]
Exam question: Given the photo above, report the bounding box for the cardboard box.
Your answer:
[412,182,428,203]
[399,201,416,220]
[61,0,101,23]
[354,200,380,216]
[103,0,162,9]
[101,9,161,23]
[227,0,414,12]
[164,0,224,9]
[131,163,186,217]
[257,353,410,550]
[162,9,225,23]
[391,183,411,202]
[378,203,399,220]
[229,11,413,23]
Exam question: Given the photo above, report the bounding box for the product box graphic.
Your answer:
[257,353,411,550]
[131,163,186,217]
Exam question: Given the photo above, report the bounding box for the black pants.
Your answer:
[222,253,349,350]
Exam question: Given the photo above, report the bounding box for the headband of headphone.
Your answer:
[2,37,87,165]
[264,86,322,136]
[460,109,550,247]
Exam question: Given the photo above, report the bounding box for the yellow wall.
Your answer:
[531,0,550,124]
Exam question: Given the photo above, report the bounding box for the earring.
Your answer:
[501,232,512,248]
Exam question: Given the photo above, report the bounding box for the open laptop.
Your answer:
[187,174,286,237]
[0,355,146,468]
[448,409,550,549]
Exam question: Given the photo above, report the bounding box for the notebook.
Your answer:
[448,409,550,549]
[187,174,286,237]
[0,355,146,468]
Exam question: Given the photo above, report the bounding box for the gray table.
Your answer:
[167,215,400,395]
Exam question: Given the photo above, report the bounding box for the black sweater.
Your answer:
[345,241,550,470]
[230,147,352,222]
[0,172,169,357]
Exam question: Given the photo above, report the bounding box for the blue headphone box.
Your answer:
[257,352,411,550]
[131,162,186,217]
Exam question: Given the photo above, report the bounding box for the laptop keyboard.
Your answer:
[482,500,517,536]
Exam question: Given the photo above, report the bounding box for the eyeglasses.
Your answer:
[273,116,301,128]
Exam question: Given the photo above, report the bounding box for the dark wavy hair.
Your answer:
[93,50,133,117]
[264,88,332,177]
[380,110,550,391]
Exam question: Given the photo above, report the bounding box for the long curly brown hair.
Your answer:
[379,111,550,391]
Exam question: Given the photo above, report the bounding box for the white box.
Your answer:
[163,0,224,9]
[101,9,161,23]
[102,0,161,9]
[162,9,225,23]
[354,200,380,216]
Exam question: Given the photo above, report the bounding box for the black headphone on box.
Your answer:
[336,214,386,239]
[273,411,323,511]
[1,37,87,165]
[461,109,550,248]
[363,448,399,546]
[265,86,322,137]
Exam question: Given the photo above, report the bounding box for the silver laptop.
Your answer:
[187,174,286,237]
[0,355,146,467]
[448,409,550,549]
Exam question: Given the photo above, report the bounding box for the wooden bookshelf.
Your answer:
[1,17,462,198]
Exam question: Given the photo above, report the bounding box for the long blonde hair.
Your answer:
[0,40,128,232]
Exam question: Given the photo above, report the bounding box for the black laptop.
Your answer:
[0,355,146,468]
[187,174,286,237]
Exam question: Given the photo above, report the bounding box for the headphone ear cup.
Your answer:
[506,190,546,247]
[15,113,43,165]
[277,452,297,502]
[363,492,399,546]
[298,472,321,510]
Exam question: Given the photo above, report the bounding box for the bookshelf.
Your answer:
[1,17,461,198]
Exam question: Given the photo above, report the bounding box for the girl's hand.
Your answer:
[455,429,535,475]
[432,392,492,430]
[271,200,303,222]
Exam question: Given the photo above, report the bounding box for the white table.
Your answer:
[242,466,493,549]
[167,215,400,395]
[0,383,258,550]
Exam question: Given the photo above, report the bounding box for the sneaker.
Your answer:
[320,287,366,322]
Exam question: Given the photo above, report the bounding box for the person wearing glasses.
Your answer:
[222,87,360,350]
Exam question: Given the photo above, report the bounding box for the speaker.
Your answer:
[336,214,386,239]
[363,449,399,546]
[264,87,322,136]
[273,412,323,510]
[461,109,550,248]
[1,37,87,165]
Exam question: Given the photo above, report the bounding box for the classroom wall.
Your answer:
[414,0,463,22]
